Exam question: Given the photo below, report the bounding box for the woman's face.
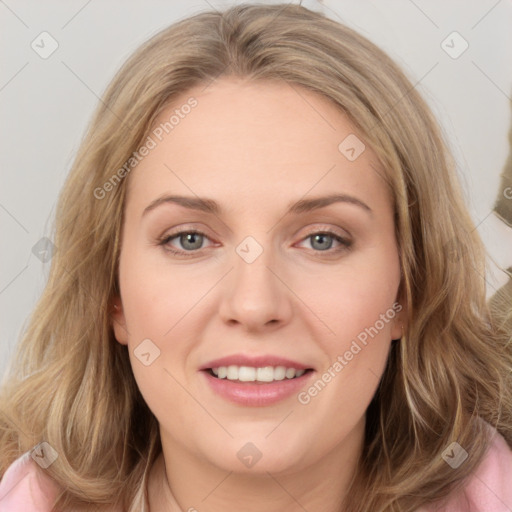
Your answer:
[112,76,405,475]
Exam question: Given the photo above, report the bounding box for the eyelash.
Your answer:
[157,227,352,258]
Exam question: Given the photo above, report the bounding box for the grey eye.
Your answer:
[177,232,205,251]
[309,233,335,251]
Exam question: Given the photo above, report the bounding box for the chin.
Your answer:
[198,436,309,475]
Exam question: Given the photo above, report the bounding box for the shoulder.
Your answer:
[460,425,512,510]
[0,451,60,512]
[419,423,512,512]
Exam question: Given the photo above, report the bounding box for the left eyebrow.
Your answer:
[142,193,373,218]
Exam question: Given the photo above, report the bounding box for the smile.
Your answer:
[201,367,315,407]
[209,365,308,382]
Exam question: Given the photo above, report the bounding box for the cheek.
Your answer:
[300,270,397,423]
[314,247,399,400]
[119,245,194,337]
[118,249,199,420]
[303,246,400,340]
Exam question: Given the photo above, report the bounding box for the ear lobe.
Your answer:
[391,321,404,342]
[391,280,408,339]
[110,295,128,345]
[390,300,407,341]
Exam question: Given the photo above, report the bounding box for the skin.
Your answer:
[112,76,406,512]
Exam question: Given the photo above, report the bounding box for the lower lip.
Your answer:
[200,370,314,406]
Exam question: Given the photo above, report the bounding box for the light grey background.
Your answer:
[1,0,512,379]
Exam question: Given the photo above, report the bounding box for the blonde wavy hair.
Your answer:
[1,3,511,511]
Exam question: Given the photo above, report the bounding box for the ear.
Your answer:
[110,294,129,346]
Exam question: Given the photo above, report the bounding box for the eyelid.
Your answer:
[158,223,352,256]
[299,224,351,241]
[294,226,352,254]
[158,227,216,251]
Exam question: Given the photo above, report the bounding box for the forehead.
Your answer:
[125,77,391,216]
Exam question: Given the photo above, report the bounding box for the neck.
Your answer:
[149,417,365,512]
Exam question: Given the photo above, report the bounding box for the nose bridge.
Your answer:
[233,232,279,303]
[218,232,291,329]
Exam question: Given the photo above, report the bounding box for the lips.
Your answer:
[199,354,313,371]
[198,353,315,406]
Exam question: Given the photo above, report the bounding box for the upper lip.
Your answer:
[199,354,314,371]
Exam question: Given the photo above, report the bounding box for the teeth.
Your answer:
[226,365,238,380]
[210,365,307,382]
[273,366,286,380]
[239,366,256,382]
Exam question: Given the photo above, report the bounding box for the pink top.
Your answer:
[1,426,512,511]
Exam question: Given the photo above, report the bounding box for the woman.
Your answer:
[1,3,511,511]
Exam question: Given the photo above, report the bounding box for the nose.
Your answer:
[218,243,293,333]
